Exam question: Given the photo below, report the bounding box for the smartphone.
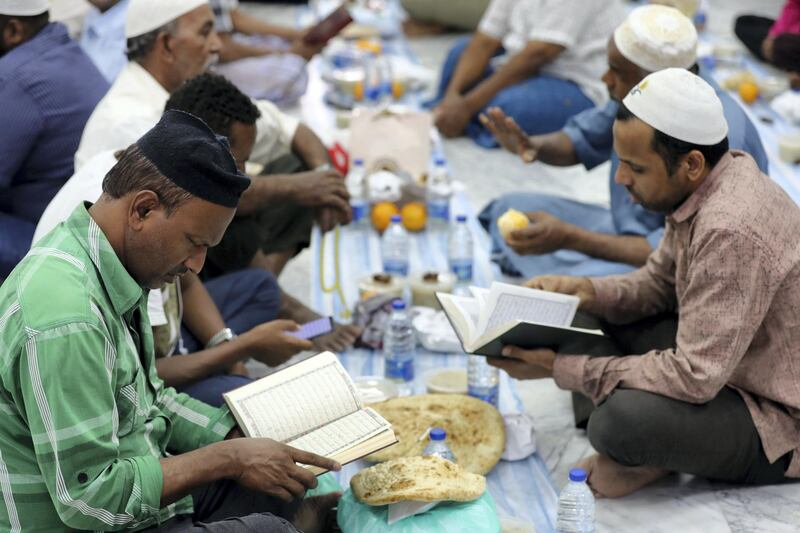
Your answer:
[288,317,334,340]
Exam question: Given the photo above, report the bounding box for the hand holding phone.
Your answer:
[288,317,334,341]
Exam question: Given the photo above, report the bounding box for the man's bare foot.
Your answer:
[292,493,341,533]
[314,323,363,352]
[576,453,669,499]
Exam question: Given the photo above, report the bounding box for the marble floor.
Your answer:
[241,1,800,531]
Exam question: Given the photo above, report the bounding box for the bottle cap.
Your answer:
[568,468,588,482]
[390,215,402,223]
[429,427,447,441]
[456,215,467,223]
[391,299,406,311]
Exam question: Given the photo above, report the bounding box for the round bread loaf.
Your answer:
[351,456,486,505]
[367,394,505,475]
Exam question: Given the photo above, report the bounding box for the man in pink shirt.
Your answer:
[491,68,800,498]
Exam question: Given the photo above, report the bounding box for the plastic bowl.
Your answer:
[353,376,399,404]
[425,368,468,395]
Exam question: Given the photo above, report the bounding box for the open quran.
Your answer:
[223,351,397,475]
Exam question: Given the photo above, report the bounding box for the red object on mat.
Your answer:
[329,142,349,175]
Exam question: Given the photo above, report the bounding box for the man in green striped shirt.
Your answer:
[0,110,339,531]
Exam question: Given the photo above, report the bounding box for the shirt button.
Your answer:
[78,472,88,483]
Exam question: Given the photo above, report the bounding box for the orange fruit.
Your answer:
[391,79,405,100]
[401,202,427,232]
[371,202,399,232]
[353,80,364,101]
[739,81,759,104]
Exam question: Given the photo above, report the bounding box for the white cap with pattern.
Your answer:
[0,0,48,16]
[623,68,728,145]
[614,4,698,73]
[125,0,208,38]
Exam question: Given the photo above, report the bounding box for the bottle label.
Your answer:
[385,358,414,382]
[384,260,409,277]
[427,200,450,222]
[351,202,368,223]
[468,385,498,407]
[450,260,473,282]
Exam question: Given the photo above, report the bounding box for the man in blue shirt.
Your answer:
[0,0,109,279]
[478,5,768,278]
[80,0,130,82]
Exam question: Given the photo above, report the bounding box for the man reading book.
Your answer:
[489,69,800,498]
[0,111,339,531]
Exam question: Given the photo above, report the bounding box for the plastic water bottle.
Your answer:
[556,468,596,533]
[382,215,409,276]
[448,214,474,283]
[375,54,393,104]
[468,355,499,407]
[427,158,451,229]
[422,427,457,463]
[346,159,368,227]
[363,53,383,106]
[383,299,415,384]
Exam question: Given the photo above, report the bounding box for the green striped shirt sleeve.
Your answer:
[15,322,163,530]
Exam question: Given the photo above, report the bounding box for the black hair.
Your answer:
[0,11,50,36]
[616,102,729,175]
[164,73,261,138]
[126,20,177,62]
[102,144,193,214]
[772,33,800,73]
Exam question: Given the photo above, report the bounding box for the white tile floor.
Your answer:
[242,1,800,531]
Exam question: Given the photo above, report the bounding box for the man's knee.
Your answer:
[587,390,664,466]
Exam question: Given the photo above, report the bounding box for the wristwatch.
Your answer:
[206,327,236,349]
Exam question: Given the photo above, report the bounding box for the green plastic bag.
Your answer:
[337,489,501,532]
[306,473,343,498]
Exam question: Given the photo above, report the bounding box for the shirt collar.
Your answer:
[84,0,130,39]
[66,203,147,317]
[670,151,736,224]
[120,61,171,103]
[0,23,69,71]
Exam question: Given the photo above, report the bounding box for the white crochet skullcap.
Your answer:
[0,0,48,16]
[614,4,698,72]
[125,0,208,38]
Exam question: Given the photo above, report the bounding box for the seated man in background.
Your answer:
[0,110,340,531]
[80,0,130,82]
[210,0,323,105]
[480,5,767,279]
[0,0,108,280]
[430,0,625,147]
[35,73,315,407]
[491,69,800,498]
[76,0,361,351]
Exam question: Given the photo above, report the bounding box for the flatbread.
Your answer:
[366,394,505,475]
[351,456,486,505]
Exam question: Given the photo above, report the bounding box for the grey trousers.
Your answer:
[142,480,301,532]
[573,312,792,485]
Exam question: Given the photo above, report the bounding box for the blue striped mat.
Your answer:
[310,193,558,532]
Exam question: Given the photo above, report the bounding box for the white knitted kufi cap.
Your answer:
[614,5,698,72]
[0,0,48,16]
[125,0,208,38]
[623,68,728,145]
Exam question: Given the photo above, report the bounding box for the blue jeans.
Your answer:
[0,212,35,280]
[479,193,638,278]
[177,268,281,406]
[430,36,595,147]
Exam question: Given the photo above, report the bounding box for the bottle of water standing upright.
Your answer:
[422,427,457,463]
[346,159,368,227]
[382,215,410,276]
[383,299,416,384]
[427,158,452,229]
[375,54,393,104]
[448,214,474,284]
[468,355,499,407]
[363,53,383,107]
[556,468,596,533]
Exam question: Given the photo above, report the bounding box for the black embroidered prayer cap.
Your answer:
[136,110,250,208]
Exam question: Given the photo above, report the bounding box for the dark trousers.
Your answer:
[573,312,791,485]
[142,480,300,532]
[734,15,775,61]
[177,268,281,406]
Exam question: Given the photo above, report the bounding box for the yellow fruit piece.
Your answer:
[371,202,400,233]
[353,80,364,101]
[497,208,529,240]
[392,79,405,100]
[401,202,427,232]
[739,81,759,104]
